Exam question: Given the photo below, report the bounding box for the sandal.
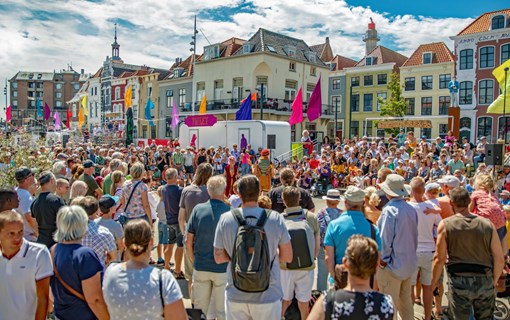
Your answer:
[173,271,185,280]
[414,297,422,305]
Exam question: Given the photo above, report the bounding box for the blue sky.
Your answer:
[1,0,508,114]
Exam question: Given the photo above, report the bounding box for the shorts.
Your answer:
[168,223,183,247]
[280,269,314,302]
[158,221,170,245]
[412,252,434,286]
[185,165,194,174]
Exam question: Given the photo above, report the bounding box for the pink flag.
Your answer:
[288,87,303,125]
[171,100,179,130]
[307,76,322,121]
[44,102,51,121]
[6,104,12,122]
[54,111,61,130]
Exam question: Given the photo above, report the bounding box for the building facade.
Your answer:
[400,42,455,138]
[451,8,510,142]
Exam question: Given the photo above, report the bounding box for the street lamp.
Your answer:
[334,97,339,138]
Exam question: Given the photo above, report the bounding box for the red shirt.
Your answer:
[309,158,320,170]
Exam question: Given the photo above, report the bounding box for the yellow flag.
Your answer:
[125,85,132,108]
[493,58,510,86]
[78,108,84,131]
[199,95,207,114]
[81,95,88,116]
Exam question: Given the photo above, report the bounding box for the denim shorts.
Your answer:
[168,223,183,247]
[158,221,170,245]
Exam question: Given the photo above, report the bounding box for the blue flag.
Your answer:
[236,94,252,120]
[145,98,155,126]
[36,98,43,118]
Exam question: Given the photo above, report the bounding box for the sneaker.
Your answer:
[156,258,164,265]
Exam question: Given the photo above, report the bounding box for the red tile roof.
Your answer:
[221,37,246,57]
[330,54,357,71]
[457,8,510,36]
[355,45,408,67]
[402,42,454,67]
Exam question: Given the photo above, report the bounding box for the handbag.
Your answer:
[119,180,142,225]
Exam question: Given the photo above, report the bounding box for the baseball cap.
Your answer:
[99,195,119,212]
[425,182,441,192]
[83,160,96,168]
[15,167,37,182]
[437,175,460,188]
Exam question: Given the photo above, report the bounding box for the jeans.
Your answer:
[447,274,495,320]
[473,154,485,170]
[240,163,250,176]
[316,247,328,291]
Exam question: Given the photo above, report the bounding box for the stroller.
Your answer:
[494,269,510,320]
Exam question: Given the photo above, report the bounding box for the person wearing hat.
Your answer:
[79,160,103,199]
[437,175,460,219]
[15,167,39,242]
[324,186,381,289]
[500,190,510,206]
[316,189,343,291]
[376,174,418,320]
[96,195,124,261]
[473,136,487,170]
[30,171,65,248]
[254,149,274,193]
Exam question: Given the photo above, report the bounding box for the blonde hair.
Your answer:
[364,187,380,207]
[110,170,124,195]
[474,173,495,192]
[258,195,272,209]
[130,162,145,180]
[344,234,379,279]
[124,219,152,257]
[53,206,89,242]
[503,205,510,213]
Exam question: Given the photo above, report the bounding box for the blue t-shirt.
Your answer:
[187,199,230,273]
[324,210,382,264]
[51,244,103,320]
[162,184,183,225]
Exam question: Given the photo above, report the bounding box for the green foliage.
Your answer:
[377,72,408,136]
[0,134,53,188]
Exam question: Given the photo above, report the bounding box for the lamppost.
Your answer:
[504,67,509,143]
[334,97,339,139]
[258,83,265,120]
[3,80,7,130]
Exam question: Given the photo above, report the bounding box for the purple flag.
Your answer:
[307,76,322,122]
[54,111,61,130]
[171,100,179,130]
[236,93,253,120]
[44,102,51,121]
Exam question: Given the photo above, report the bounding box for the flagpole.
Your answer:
[3,79,7,130]
[191,15,197,115]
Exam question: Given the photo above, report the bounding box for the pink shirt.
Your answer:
[241,153,250,165]
[471,190,506,229]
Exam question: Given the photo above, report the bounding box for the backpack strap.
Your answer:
[124,180,143,212]
[256,209,271,228]
[231,208,246,226]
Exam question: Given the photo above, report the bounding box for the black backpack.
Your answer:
[231,208,273,293]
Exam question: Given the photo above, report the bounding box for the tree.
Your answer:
[377,72,408,136]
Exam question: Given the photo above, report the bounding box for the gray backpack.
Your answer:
[284,210,315,269]
[231,208,273,292]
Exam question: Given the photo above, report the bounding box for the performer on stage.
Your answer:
[301,130,314,155]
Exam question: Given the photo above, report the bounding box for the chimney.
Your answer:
[326,37,329,44]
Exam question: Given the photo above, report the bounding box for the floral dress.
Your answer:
[324,290,394,319]
[122,179,148,219]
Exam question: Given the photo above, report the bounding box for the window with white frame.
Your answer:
[331,96,342,113]
[502,44,510,64]
[376,92,386,111]
[478,79,494,105]
[479,46,495,69]
[289,62,296,71]
[332,78,341,90]
[179,88,186,106]
[422,52,433,64]
[492,15,506,30]
[285,79,297,101]
[115,87,120,100]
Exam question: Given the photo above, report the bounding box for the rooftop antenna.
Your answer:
[199,28,211,45]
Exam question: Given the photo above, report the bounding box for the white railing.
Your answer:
[274,139,319,164]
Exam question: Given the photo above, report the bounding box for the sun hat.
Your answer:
[501,190,510,197]
[379,174,409,197]
[322,189,341,201]
[343,186,366,203]
[261,149,270,156]
[437,175,460,188]
[425,182,441,192]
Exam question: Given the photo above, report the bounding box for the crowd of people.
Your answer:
[0,128,509,320]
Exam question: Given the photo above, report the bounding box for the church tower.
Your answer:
[363,18,380,55]
[111,23,121,61]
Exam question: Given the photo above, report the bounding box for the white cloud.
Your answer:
[0,0,475,115]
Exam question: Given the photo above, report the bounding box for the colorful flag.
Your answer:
[6,104,12,123]
[307,76,322,121]
[36,98,42,118]
[241,92,258,103]
[171,100,179,130]
[44,102,51,121]
[125,85,132,108]
[66,108,71,129]
[54,111,61,130]
[126,108,134,146]
[487,59,510,114]
[81,95,88,116]
[236,93,253,121]
[289,87,303,125]
[78,108,84,131]
[145,98,155,126]
[199,95,207,114]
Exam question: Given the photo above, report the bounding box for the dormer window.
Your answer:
[492,15,506,30]
[203,44,220,60]
[422,52,433,64]
[365,56,377,66]
[243,42,253,54]
[37,74,42,79]
[173,68,183,78]
[284,45,296,57]
[306,51,316,63]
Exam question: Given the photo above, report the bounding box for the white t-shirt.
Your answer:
[410,200,442,252]
[16,188,36,241]
[0,239,53,320]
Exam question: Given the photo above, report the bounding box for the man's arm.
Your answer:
[278,241,292,264]
[432,221,447,285]
[325,246,335,277]
[378,209,396,266]
[26,213,38,236]
[214,248,230,264]
[94,187,103,199]
[178,208,186,235]
[185,232,195,263]
[490,226,505,286]
[35,277,50,320]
